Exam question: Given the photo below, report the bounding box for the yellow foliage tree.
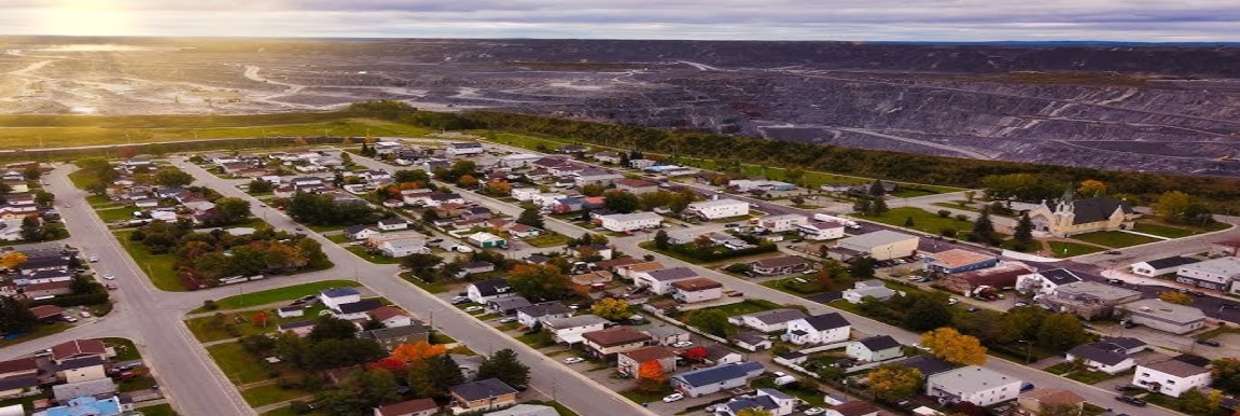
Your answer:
[921,327,987,366]
[868,364,923,401]
[590,298,631,321]
[1158,291,1193,305]
[0,252,27,270]
[1077,179,1107,197]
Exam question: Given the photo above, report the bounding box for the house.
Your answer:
[51,378,117,403]
[467,279,514,304]
[33,396,127,416]
[1025,194,1138,237]
[446,142,485,157]
[582,327,652,358]
[846,335,903,362]
[730,309,807,333]
[614,178,659,195]
[614,261,664,280]
[277,306,305,319]
[467,232,507,249]
[573,168,622,187]
[783,312,851,345]
[833,230,919,261]
[367,306,413,328]
[893,355,957,380]
[345,225,381,241]
[483,404,560,416]
[760,214,810,233]
[643,325,691,346]
[616,346,678,377]
[377,217,410,231]
[500,153,542,168]
[514,302,572,329]
[0,375,38,400]
[1128,256,1200,278]
[822,401,881,416]
[543,314,610,345]
[719,388,798,416]
[1133,359,1212,398]
[729,180,796,193]
[670,361,765,397]
[598,212,663,233]
[462,261,496,275]
[378,237,430,258]
[1018,389,1085,416]
[319,287,363,310]
[30,304,65,321]
[1065,340,1139,375]
[1038,281,1142,320]
[1176,257,1240,291]
[449,378,518,415]
[486,296,532,316]
[939,262,1033,295]
[686,198,749,220]
[633,267,699,295]
[751,256,813,276]
[361,324,431,351]
[731,332,772,352]
[924,249,999,274]
[796,221,846,241]
[332,299,384,320]
[671,278,724,303]
[1015,268,1083,296]
[592,151,622,164]
[56,356,107,383]
[50,339,107,364]
[703,345,744,365]
[0,358,38,380]
[278,320,317,337]
[1119,298,1207,334]
[926,366,1023,406]
[1208,239,1240,257]
[842,280,896,304]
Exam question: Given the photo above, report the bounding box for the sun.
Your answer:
[37,0,135,37]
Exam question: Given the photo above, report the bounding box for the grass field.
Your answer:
[0,322,71,348]
[196,280,361,312]
[860,207,974,235]
[1071,231,1161,248]
[0,115,430,150]
[206,341,274,384]
[95,206,136,223]
[186,304,328,342]
[346,246,400,264]
[102,337,142,361]
[1048,241,1104,257]
[523,232,570,248]
[136,404,178,416]
[1132,222,1195,239]
[114,229,182,291]
[242,384,311,407]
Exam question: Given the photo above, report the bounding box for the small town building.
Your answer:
[1017,389,1084,416]
[598,212,663,232]
[1133,359,1212,398]
[632,267,699,295]
[751,256,813,276]
[924,249,999,274]
[1119,298,1206,334]
[671,278,724,303]
[670,361,765,397]
[449,378,518,415]
[543,314,610,345]
[759,214,810,233]
[795,221,846,241]
[1015,268,1083,296]
[783,312,851,345]
[730,309,807,333]
[1025,194,1138,237]
[1175,256,1240,291]
[846,335,903,362]
[686,199,749,220]
[925,366,1023,407]
[616,346,678,378]
[467,279,513,304]
[832,230,918,261]
[1038,281,1142,320]
[581,327,652,358]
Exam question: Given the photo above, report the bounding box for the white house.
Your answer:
[632,267,699,295]
[1015,268,1083,296]
[446,142,484,157]
[501,153,541,168]
[1175,257,1240,291]
[783,313,850,345]
[319,288,362,311]
[377,217,410,231]
[367,306,413,328]
[514,302,572,329]
[730,309,807,333]
[686,199,749,220]
[1065,341,1138,375]
[926,366,1022,407]
[846,335,903,362]
[1133,360,1212,398]
[542,315,610,345]
[1130,256,1200,277]
[671,278,724,304]
[598,212,663,233]
[379,238,430,257]
[511,188,540,201]
[466,279,513,304]
[796,221,846,241]
[842,281,896,304]
[759,214,809,233]
[718,388,798,416]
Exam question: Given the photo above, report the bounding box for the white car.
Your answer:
[88,256,100,263]
[563,357,585,364]
[671,341,694,348]
[102,274,116,280]
[662,393,684,403]
[453,245,475,253]
[80,311,91,318]
[463,306,483,313]
[498,317,516,324]
[803,407,825,415]
[772,371,787,378]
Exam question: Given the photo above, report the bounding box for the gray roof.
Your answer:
[483,404,559,416]
[515,302,572,318]
[544,314,609,330]
[645,267,698,282]
[1068,344,1130,366]
[894,355,956,377]
[1100,337,1146,350]
[1179,257,1240,276]
[839,230,917,249]
[858,335,901,351]
[487,296,532,312]
[0,375,37,391]
[802,312,850,331]
[471,279,512,296]
[1063,197,1132,224]
[1055,281,1141,301]
[362,323,430,341]
[927,366,1022,394]
[451,378,517,401]
[745,308,807,325]
[1120,299,1206,324]
[672,361,764,388]
[337,299,383,314]
[1142,256,1201,270]
[1142,359,1210,378]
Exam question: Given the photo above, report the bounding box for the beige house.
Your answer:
[1025,194,1137,238]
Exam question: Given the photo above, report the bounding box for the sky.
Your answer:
[2,0,1240,42]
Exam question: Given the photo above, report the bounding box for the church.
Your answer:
[1025,191,1138,238]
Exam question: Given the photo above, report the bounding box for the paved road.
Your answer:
[170,158,653,416]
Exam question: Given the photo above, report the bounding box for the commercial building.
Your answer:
[751,256,813,276]
[1130,256,1200,277]
[832,230,918,261]
[671,278,724,303]
[1015,268,1083,296]
[759,214,809,233]
[1119,298,1207,334]
[925,366,1022,407]
[686,199,750,220]
[938,262,1033,295]
[632,267,699,295]
[1037,281,1142,320]
[1175,257,1240,291]
[924,249,999,274]
[598,212,663,232]
[796,221,846,241]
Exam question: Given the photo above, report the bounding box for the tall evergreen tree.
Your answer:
[477,349,530,388]
[1014,213,1034,244]
[971,208,997,245]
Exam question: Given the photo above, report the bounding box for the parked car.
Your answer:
[463,306,483,313]
[1197,339,1221,347]
[102,273,116,280]
[563,357,584,364]
[88,256,100,263]
[498,317,517,324]
[803,408,825,415]
[662,393,684,403]
[451,296,470,305]
[80,311,92,318]
[1021,383,1035,392]
[1116,396,1147,407]
[671,341,694,348]
[1014,302,1028,307]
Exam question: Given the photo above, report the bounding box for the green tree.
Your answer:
[1014,213,1034,245]
[0,297,36,334]
[604,190,640,213]
[34,191,54,207]
[848,257,876,280]
[1211,357,1240,395]
[154,167,194,187]
[591,298,631,321]
[408,354,464,399]
[903,216,915,227]
[508,264,570,300]
[210,197,252,226]
[247,179,274,194]
[477,349,530,388]
[971,208,997,245]
[687,309,731,337]
[517,207,544,228]
[1154,191,1193,223]
[394,169,428,183]
[309,316,359,341]
[401,253,443,281]
[1035,313,1090,352]
[868,364,923,401]
[654,229,671,250]
[19,216,42,242]
[902,295,952,331]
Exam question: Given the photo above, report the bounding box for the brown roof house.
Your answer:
[616,346,678,378]
[939,262,1034,295]
[374,398,439,416]
[1018,389,1084,415]
[581,327,653,359]
[449,378,518,414]
[51,339,108,365]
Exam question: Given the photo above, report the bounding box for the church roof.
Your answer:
[1047,195,1132,225]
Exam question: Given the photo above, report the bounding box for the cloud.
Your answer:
[2,0,1239,41]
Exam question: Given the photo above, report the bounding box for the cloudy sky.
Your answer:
[3,0,1239,42]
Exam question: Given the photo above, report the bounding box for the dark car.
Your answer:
[1197,339,1221,347]
[1116,396,1147,407]
[1021,383,1035,392]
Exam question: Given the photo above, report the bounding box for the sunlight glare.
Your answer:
[37,0,134,37]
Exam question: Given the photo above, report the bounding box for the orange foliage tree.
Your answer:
[390,341,446,365]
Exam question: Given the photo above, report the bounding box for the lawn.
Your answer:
[752,377,825,406]
[859,207,974,235]
[326,233,351,244]
[1048,241,1104,258]
[516,330,556,348]
[186,305,328,342]
[691,299,783,317]
[242,384,312,407]
[0,322,71,348]
[195,280,361,312]
[762,276,834,296]
[0,115,431,150]
[206,341,276,384]
[102,337,142,361]
[136,404,178,416]
[523,232,571,248]
[95,206,136,223]
[1044,362,1115,384]
[1071,231,1161,248]
[346,246,400,264]
[401,272,448,294]
[1132,220,1228,238]
[620,385,674,404]
[114,230,183,291]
